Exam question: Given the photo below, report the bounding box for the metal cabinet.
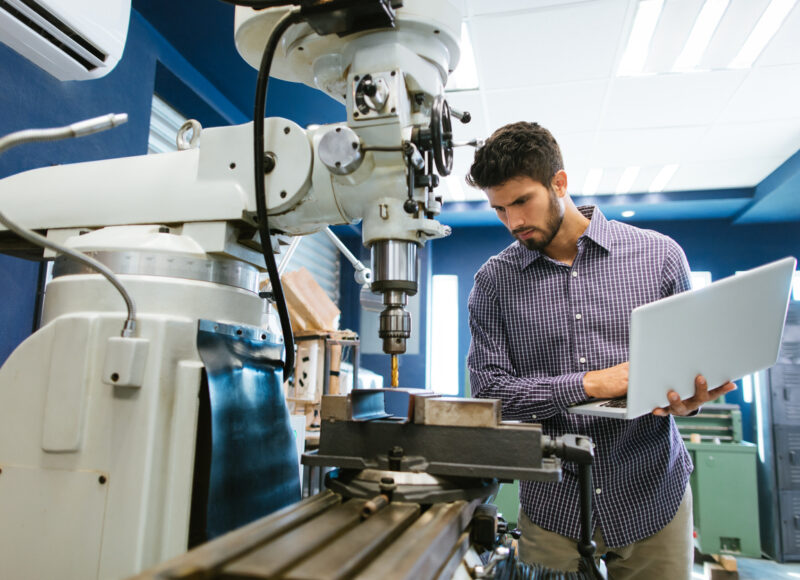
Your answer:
[758,302,800,562]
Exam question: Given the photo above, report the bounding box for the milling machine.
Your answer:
[0,2,598,579]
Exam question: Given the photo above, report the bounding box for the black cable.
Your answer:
[252,8,304,380]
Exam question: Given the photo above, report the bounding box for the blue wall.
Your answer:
[429,215,800,442]
[0,8,344,364]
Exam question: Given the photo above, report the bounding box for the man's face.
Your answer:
[486,176,565,251]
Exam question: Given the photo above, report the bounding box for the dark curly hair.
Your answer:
[466,122,563,190]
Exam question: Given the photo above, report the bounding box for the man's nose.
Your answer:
[507,207,525,230]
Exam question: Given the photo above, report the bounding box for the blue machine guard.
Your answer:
[195,319,301,541]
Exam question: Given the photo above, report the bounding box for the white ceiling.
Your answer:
[443,0,800,202]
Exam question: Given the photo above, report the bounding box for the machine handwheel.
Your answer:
[429,94,453,176]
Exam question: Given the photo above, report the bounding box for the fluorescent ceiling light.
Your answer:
[616,166,640,194]
[730,0,797,69]
[617,0,664,76]
[673,0,729,72]
[582,168,603,195]
[621,210,636,218]
[446,22,479,91]
[649,164,679,192]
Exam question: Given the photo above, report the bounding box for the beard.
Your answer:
[512,187,564,251]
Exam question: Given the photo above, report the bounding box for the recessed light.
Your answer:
[673,0,730,72]
[616,166,640,195]
[730,0,797,69]
[621,210,636,218]
[617,0,664,76]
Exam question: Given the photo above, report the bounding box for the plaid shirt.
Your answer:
[468,206,693,548]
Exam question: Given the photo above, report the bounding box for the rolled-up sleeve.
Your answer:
[467,270,588,421]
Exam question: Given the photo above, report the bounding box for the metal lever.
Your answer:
[323,227,373,286]
[451,138,484,148]
[450,107,471,124]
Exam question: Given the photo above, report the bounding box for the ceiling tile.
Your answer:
[694,119,800,161]
[717,63,800,123]
[601,70,748,130]
[591,127,708,166]
[484,81,609,135]
[668,156,785,189]
[470,0,628,90]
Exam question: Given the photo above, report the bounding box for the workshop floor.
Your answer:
[692,557,800,579]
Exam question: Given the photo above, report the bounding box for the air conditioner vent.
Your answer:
[0,0,129,81]
[0,0,107,71]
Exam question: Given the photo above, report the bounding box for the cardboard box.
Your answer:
[279,267,340,332]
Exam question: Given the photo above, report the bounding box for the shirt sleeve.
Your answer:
[660,239,692,298]
[467,269,588,421]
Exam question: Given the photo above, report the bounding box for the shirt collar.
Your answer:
[516,205,611,269]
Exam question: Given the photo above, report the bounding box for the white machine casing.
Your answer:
[0,1,465,578]
[0,0,131,81]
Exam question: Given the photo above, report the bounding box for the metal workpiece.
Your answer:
[318,126,363,176]
[53,250,262,293]
[417,397,503,428]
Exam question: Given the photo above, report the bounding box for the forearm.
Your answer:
[470,367,588,421]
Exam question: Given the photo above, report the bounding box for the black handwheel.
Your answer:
[429,94,453,176]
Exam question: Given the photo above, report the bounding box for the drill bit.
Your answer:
[391,355,399,388]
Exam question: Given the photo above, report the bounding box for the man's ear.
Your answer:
[552,170,568,197]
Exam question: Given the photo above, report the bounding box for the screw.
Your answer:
[158,226,169,234]
[110,373,119,383]
[280,191,287,198]
[283,127,290,134]
[99,475,107,484]
[229,162,236,169]
[263,152,277,174]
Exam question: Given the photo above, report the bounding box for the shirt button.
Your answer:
[572,271,578,277]
[595,488,602,495]
[580,357,587,364]
[575,313,582,320]
[531,414,537,419]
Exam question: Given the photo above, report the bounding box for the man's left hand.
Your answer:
[652,374,737,417]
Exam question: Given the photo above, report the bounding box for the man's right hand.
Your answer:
[583,362,629,399]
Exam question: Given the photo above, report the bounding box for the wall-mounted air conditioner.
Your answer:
[0,0,131,81]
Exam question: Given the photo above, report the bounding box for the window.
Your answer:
[689,271,712,290]
[148,94,186,154]
[428,275,459,395]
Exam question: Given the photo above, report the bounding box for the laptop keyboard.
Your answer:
[600,398,628,409]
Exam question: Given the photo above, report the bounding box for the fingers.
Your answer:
[708,381,736,399]
[694,375,709,399]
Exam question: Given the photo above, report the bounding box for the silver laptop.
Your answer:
[568,256,796,420]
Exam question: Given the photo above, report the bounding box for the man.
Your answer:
[466,122,735,579]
